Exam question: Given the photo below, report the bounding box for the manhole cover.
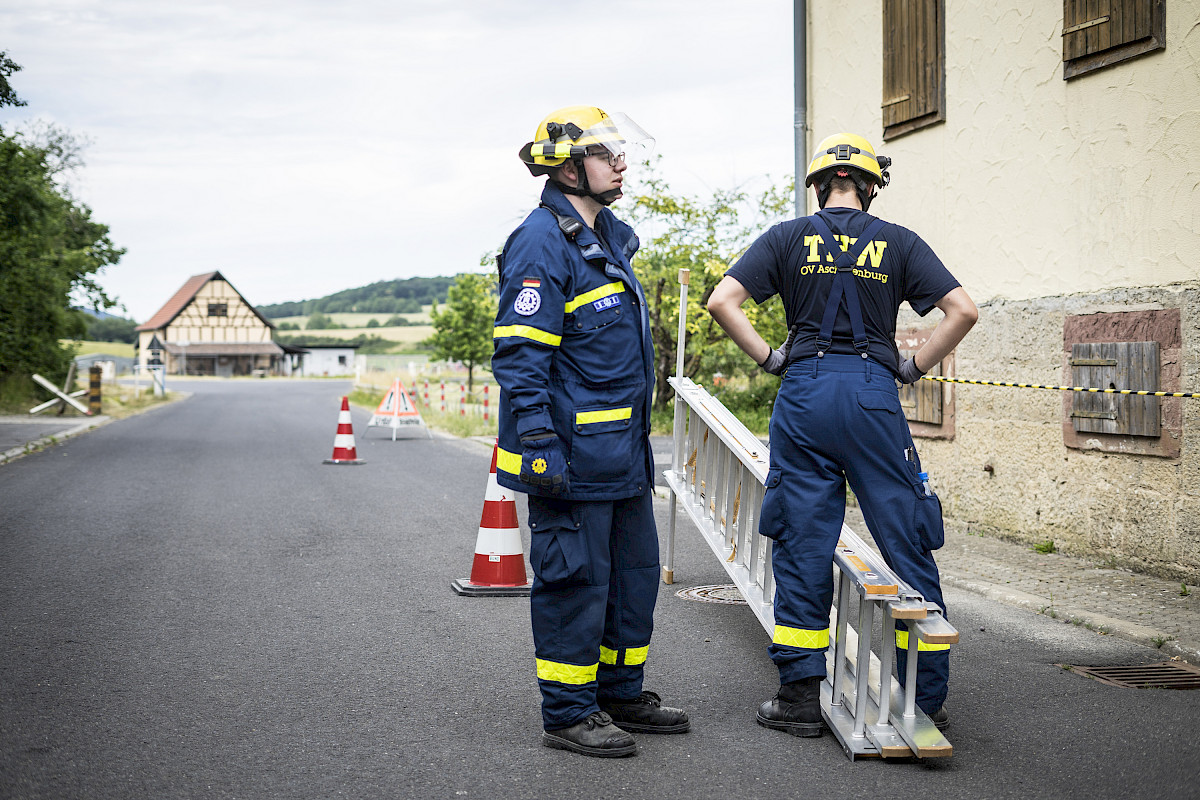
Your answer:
[676,584,746,604]
[1062,661,1200,689]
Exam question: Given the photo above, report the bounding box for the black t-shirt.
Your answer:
[727,207,960,374]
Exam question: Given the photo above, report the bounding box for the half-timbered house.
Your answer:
[135,272,283,377]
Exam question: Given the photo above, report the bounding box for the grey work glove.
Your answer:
[898,355,926,385]
[759,325,799,376]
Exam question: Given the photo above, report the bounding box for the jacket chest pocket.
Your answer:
[569,405,634,483]
[566,288,626,332]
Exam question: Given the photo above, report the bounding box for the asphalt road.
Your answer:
[2,379,1197,799]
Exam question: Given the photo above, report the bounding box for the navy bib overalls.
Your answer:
[759,213,950,714]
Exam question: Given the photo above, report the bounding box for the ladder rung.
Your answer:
[888,598,929,619]
[914,613,959,645]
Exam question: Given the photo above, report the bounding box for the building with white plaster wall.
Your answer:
[801,2,1200,579]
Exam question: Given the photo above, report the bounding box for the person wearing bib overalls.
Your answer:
[708,133,978,737]
[493,106,689,758]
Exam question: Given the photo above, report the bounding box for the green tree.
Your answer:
[626,159,793,410]
[427,272,497,391]
[0,51,27,110]
[306,312,335,330]
[85,314,138,344]
[0,56,124,385]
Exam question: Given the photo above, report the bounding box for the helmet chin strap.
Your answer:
[555,158,620,206]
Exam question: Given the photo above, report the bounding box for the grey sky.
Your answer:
[2,1,797,321]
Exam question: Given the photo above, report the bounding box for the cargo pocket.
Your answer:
[569,406,634,483]
[528,499,590,587]
[758,467,788,540]
[857,389,902,414]
[911,484,946,551]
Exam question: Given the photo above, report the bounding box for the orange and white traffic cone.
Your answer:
[323,396,365,465]
[452,441,531,596]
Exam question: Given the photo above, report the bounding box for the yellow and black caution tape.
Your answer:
[921,375,1200,399]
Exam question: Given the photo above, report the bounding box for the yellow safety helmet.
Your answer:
[519,105,653,177]
[805,132,889,187]
[805,132,892,211]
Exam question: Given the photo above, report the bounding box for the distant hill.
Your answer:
[258,276,455,318]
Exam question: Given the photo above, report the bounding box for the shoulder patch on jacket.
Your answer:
[514,288,541,316]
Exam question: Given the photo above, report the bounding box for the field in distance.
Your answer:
[292,325,434,346]
[270,308,433,329]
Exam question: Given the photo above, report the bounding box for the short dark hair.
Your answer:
[828,174,859,194]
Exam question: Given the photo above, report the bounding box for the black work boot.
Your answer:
[542,711,637,757]
[599,691,690,734]
[756,676,824,737]
[928,706,950,731]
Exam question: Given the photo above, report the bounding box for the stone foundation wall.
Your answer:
[898,282,1200,583]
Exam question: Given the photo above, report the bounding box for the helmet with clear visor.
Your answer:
[519,106,654,176]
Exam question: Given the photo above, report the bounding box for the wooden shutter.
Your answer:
[1063,0,1165,79]
[1069,342,1160,436]
[882,0,944,140]
[898,350,943,425]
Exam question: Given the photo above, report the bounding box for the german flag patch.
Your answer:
[522,277,541,288]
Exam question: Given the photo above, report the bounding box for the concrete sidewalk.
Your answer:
[0,414,110,465]
[842,505,1200,667]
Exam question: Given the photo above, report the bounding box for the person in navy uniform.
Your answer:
[492,106,688,757]
[708,132,978,737]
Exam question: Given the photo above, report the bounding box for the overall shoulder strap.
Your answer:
[806,214,889,358]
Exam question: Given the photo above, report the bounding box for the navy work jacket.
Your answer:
[492,182,656,501]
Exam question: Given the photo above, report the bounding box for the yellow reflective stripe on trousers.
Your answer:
[537,658,598,685]
[895,630,951,652]
[496,447,522,476]
[773,625,830,650]
[564,282,625,313]
[493,325,562,347]
[575,407,633,425]
[624,645,649,665]
[598,645,648,666]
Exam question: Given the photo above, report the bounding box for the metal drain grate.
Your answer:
[1063,661,1200,689]
[676,584,746,604]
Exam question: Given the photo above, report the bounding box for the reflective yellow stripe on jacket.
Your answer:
[496,446,522,476]
[773,625,830,650]
[494,324,562,347]
[575,407,632,426]
[537,658,598,685]
[895,630,951,652]
[564,282,625,313]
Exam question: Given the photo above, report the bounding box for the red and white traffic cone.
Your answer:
[323,396,365,465]
[452,441,531,596]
